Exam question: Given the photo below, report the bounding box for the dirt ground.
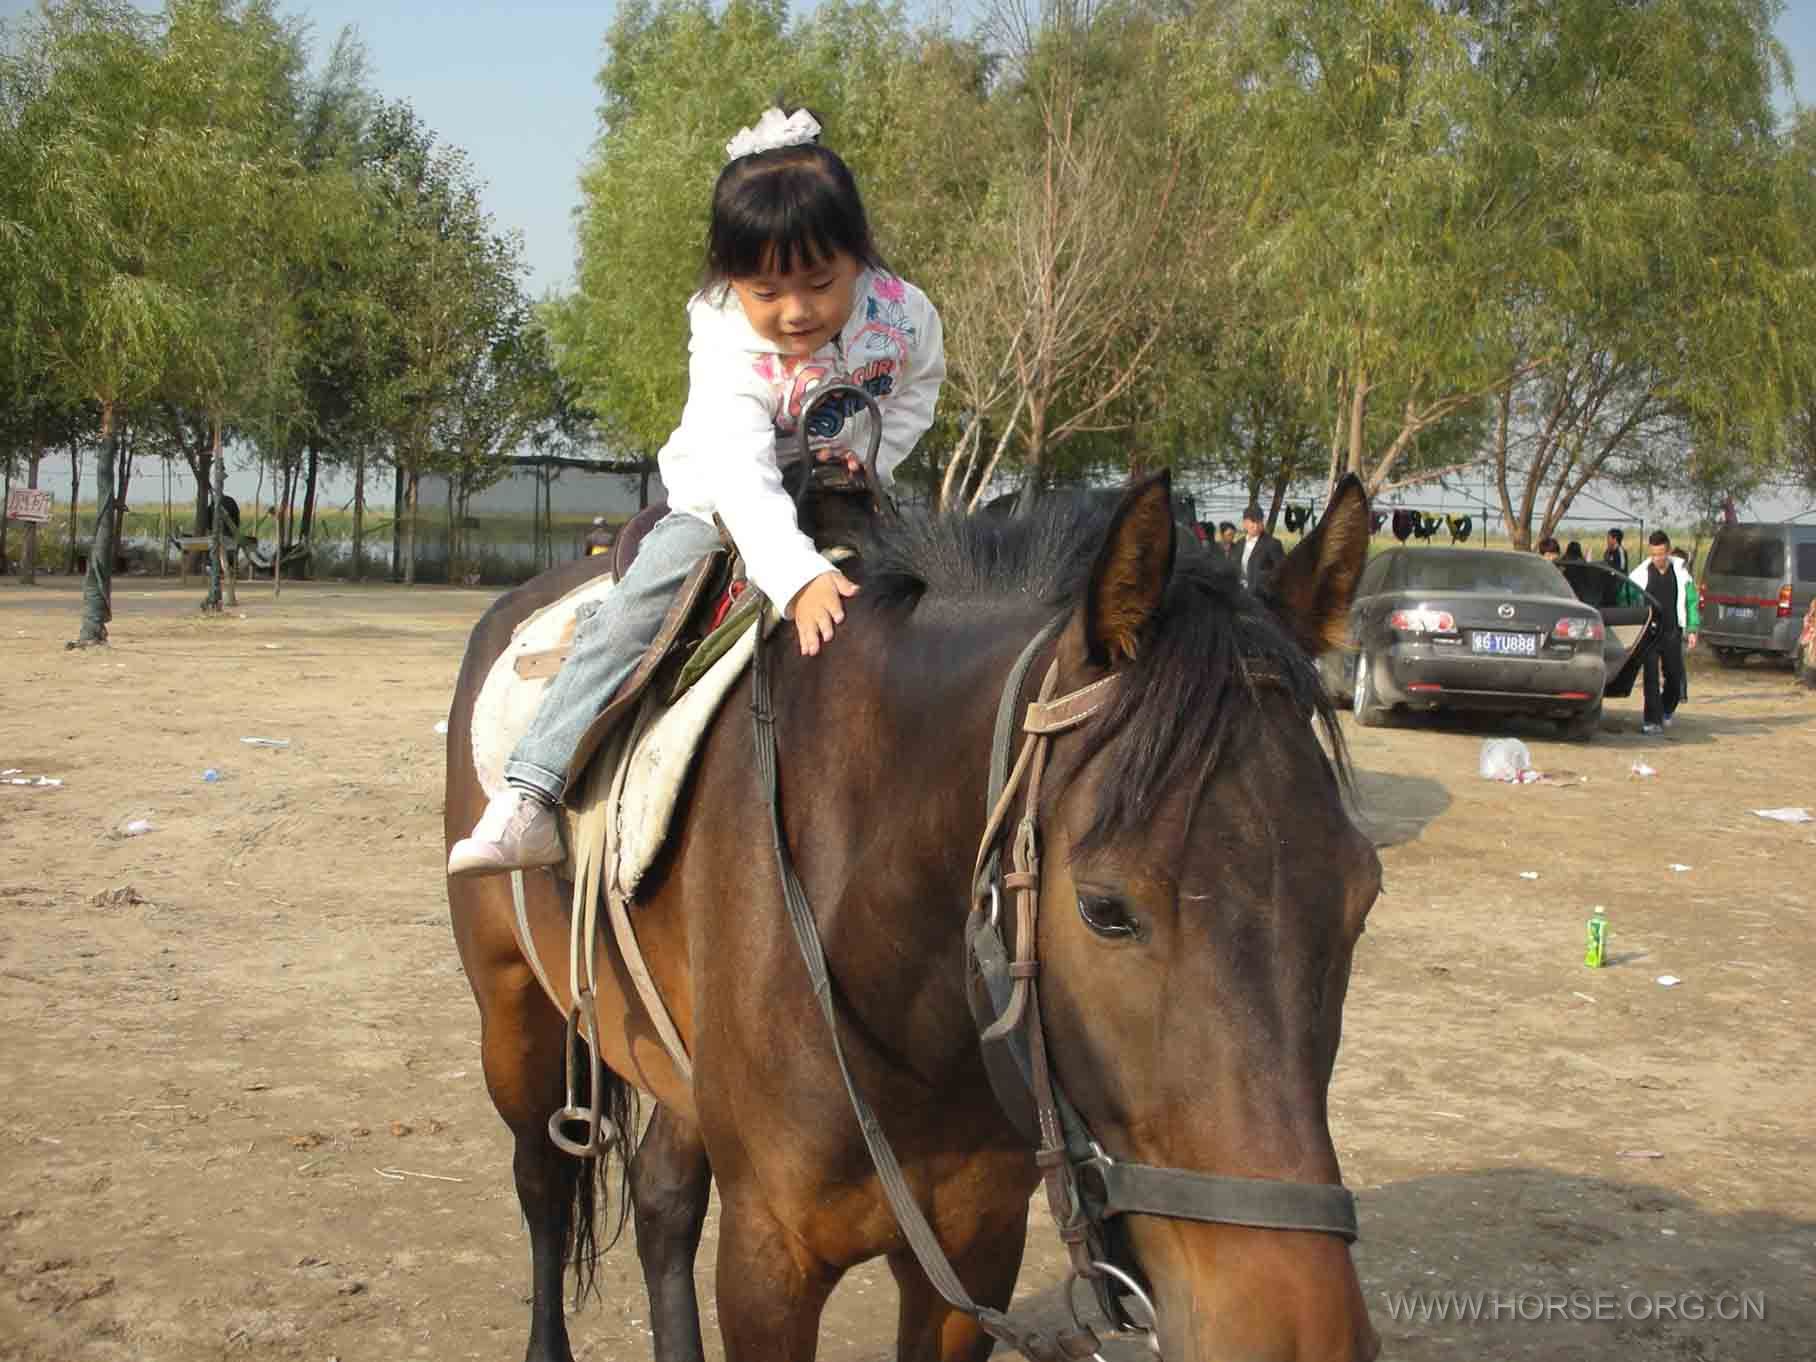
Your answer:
[2,574,1812,1362]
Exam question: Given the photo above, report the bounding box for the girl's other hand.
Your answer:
[789,570,860,656]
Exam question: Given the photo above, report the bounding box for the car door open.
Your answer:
[1559,561,1660,698]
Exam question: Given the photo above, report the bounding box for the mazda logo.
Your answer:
[1497,604,1516,619]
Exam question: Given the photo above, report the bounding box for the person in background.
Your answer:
[1563,541,1585,562]
[584,516,615,557]
[1602,528,1628,574]
[1629,531,1698,735]
[1237,505,1286,591]
[1670,547,1694,704]
[1217,522,1239,559]
[1537,537,1561,562]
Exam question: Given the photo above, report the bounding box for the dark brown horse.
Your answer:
[445,473,1382,1361]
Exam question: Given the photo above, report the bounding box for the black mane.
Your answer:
[858,493,1346,849]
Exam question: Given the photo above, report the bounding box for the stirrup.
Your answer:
[548,994,617,1157]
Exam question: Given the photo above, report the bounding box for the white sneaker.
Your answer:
[1640,722,1663,735]
[1662,713,1676,728]
[448,789,563,878]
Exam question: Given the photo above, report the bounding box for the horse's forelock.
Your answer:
[854,498,1347,852]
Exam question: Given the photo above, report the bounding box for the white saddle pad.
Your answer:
[469,576,758,896]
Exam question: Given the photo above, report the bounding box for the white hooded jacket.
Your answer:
[657,270,944,612]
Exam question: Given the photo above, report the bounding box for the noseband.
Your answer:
[965,625,1358,1351]
[752,615,1358,1362]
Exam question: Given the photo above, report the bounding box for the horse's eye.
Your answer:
[1077,892,1138,940]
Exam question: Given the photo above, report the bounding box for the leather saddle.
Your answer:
[534,466,878,804]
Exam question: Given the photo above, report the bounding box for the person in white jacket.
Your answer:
[1627,532,1699,734]
[450,106,945,877]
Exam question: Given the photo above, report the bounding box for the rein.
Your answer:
[751,615,1359,1360]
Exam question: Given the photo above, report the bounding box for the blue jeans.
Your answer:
[505,511,723,804]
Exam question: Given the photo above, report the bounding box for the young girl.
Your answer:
[449,106,945,878]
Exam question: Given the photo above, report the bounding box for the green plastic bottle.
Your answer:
[1584,910,1609,969]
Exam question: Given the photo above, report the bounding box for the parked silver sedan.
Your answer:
[1324,548,1656,740]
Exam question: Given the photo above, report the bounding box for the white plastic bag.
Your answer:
[1478,737,1533,782]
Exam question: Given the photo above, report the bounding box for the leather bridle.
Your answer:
[963,625,1359,1353]
[753,610,1360,1361]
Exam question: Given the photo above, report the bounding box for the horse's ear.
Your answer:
[1269,473,1370,655]
[1068,470,1176,669]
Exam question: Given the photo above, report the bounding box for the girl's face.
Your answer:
[729,249,861,358]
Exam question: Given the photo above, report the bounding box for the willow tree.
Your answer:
[1172,0,1538,496]
[1468,0,1810,547]
[7,1,202,644]
[359,102,530,583]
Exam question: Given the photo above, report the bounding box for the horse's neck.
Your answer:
[770,610,1045,1072]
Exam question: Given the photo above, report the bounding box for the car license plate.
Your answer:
[1471,631,1537,657]
[1723,605,1756,622]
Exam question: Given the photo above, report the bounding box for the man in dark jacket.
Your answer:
[1601,528,1628,574]
[1237,504,1286,591]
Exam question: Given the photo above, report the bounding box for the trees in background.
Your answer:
[6,0,1813,618]
[554,0,1816,523]
[0,0,555,634]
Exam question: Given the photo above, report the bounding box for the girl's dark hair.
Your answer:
[704,112,886,286]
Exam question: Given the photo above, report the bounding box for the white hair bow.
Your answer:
[724,107,821,161]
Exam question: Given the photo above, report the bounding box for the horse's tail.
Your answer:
[566,1054,642,1305]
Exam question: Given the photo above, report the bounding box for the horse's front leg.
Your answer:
[632,1104,713,1362]
[887,1200,1030,1362]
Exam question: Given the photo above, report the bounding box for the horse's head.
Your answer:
[1034,473,1380,1361]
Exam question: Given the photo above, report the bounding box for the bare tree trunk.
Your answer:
[2,455,10,575]
[402,469,419,585]
[158,456,170,577]
[192,445,210,534]
[446,475,458,581]
[75,403,118,645]
[391,467,404,582]
[66,441,80,575]
[22,436,41,585]
[112,425,134,564]
[1489,387,1525,549]
[206,413,226,612]
[298,442,320,555]
[1265,452,1297,534]
[939,418,984,513]
[1347,371,1369,479]
[352,447,366,583]
[967,404,1023,513]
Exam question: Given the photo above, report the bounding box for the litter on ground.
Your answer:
[1752,807,1812,824]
